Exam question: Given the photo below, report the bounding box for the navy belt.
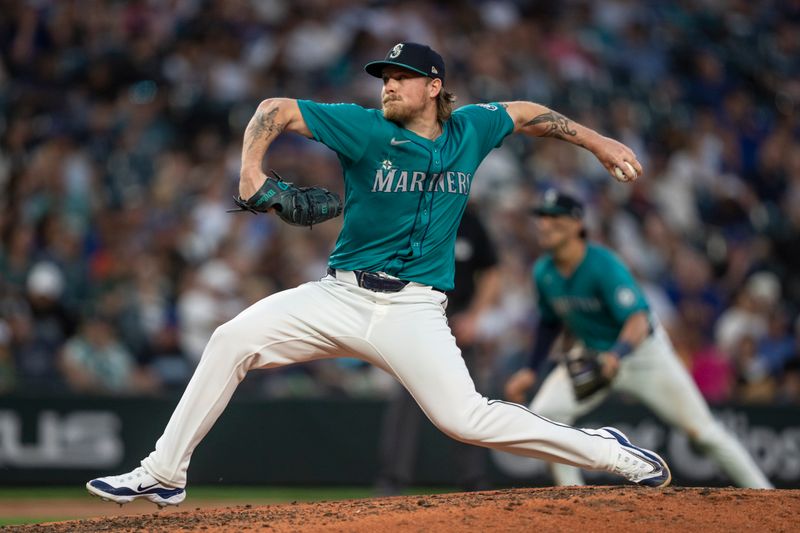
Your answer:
[327,267,445,294]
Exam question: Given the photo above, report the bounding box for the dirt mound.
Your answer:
[3,487,797,532]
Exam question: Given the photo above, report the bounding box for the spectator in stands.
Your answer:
[757,307,795,376]
[177,259,243,365]
[60,315,159,395]
[0,320,15,394]
[732,333,777,404]
[679,321,735,405]
[13,262,74,392]
[716,272,781,358]
[776,357,800,405]
[775,318,800,405]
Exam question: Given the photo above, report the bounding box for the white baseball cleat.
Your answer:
[601,426,672,488]
[86,466,186,507]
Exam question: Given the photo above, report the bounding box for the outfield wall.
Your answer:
[0,395,797,488]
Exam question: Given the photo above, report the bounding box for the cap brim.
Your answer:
[531,206,579,217]
[364,60,431,79]
[532,206,564,216]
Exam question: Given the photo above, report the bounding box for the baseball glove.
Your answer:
[229,170,343,227]
[565,344,611,401]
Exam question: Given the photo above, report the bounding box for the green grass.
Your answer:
[0,485,376,502]
[0,486,456,526]
[0,485,454,501]
[0,517,52,526]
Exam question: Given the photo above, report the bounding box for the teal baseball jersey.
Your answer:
[534,243,650,351]
[297,100,514,290]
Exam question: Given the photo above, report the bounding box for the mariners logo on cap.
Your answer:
[389,43,403,59]
[544,189,558,205]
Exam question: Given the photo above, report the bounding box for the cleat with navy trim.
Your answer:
[86,467,186,506]
[601,427,672,488]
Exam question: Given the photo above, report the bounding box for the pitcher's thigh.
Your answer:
[368,305,481,432]
[209,281,360,367]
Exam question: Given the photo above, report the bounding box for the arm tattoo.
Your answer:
[244,106,283,153]
[523,111,577,140]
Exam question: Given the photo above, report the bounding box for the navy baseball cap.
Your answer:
[532,189,584,218]
[364,42,445,83]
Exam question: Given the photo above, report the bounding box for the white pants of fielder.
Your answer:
[530,327,772,488]
[142,272,627,488]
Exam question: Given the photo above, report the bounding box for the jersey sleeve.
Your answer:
[597,250,649,323]
[296,100,375,165]
[533,261,560,326]
[452,103,515,159]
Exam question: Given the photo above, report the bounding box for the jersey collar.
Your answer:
[393,120,449,148]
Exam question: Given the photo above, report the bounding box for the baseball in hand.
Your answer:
[613,161,637,181]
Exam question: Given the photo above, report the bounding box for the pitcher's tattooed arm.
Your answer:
[500,101,585,141]
[499,100,643,181]
[244,106,283,154]
[523,111,577,140]
[239,98,311,199]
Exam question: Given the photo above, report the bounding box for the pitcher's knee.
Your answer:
[201,319,254,365]
[438,422,484,444]
[207,320,239,349]
[431,408,487,444]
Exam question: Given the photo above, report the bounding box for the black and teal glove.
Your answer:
[230,170,343,228]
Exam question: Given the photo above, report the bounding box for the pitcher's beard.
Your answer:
[382,100,420,123]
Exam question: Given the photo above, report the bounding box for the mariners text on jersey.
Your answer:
[371,169,473,195]
[551,296,603,314]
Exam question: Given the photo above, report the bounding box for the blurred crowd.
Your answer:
[1,0,800,405]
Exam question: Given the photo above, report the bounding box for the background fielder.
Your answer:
[505,190,772,488]
[86,42,671,506]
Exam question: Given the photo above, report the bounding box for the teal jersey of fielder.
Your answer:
[297,100,514,290]
[534,243,650,351]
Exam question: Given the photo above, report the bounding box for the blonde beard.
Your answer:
[382,100,424,123]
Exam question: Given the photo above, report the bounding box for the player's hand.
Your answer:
[589,135,643,183]
[599,352,620,380]
[504,368,537,404]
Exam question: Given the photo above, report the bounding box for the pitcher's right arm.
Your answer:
[239,98,313,199]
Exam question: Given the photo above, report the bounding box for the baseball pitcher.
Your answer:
[87,42,671,507]
[504,189,772,488]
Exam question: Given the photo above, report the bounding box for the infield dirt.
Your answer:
[2,486,796,532]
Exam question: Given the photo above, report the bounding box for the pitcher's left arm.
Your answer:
[502,101,642,183]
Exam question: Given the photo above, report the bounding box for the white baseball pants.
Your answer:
[530,327,772,488]
[142,273,622,488]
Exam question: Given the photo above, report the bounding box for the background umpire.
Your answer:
[375,202,501,494]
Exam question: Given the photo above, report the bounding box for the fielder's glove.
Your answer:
[229,170,343,228]
[565,344,611,401]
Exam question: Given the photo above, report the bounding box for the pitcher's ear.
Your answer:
[428,77,442,97]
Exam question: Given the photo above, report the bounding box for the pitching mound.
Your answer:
[4,486,797,532]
